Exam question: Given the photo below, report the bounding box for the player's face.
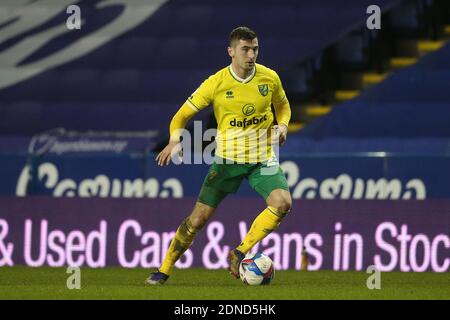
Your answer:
[229,38,259,71]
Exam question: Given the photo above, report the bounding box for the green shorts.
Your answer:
[198,156,290,208]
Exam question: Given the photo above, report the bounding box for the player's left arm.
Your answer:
[272,72,291,145]
[272,100,291,145]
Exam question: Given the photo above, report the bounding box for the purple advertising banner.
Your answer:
[0,197,449,272]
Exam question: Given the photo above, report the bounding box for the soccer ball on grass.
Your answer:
[239,252,274,285]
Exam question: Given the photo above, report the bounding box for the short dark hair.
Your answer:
[229,26,257,47]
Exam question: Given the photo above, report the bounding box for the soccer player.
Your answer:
[146,27,292,285]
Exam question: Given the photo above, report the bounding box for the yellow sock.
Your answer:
[160,218,198,275]
[237,206,288,254]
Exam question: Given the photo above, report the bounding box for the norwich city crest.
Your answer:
[258,84,268,96]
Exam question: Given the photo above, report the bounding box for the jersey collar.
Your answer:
[229,64,256,84]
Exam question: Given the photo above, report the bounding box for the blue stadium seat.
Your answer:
[100,69,141,101]
[197,38,229,69]
[282,66,310,96]
[0,70,62,102]
[335,34,367,66]
[0,102,44,134]
[389,2,419,31]
[115,37,159,67]
[78,41,120,68]
[172,5,215,36]
[141,70,195,102]
[360,69,450,102]
[59,69,103,101]
[156,37,200,68]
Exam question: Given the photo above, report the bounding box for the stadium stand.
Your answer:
[284,40,450,154]
[0,0,402,137]
[0,0,449,155]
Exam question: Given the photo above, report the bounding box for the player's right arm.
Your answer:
[156,103,197,166]
[156,75,215,166]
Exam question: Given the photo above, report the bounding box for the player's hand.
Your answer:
[271,124,288,146]
[155,141,182,166]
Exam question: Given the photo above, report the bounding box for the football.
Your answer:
[239,252,275,285]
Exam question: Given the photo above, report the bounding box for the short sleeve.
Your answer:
[271,71,288,105]
[186,75,215,112]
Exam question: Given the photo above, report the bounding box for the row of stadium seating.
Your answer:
[0,69,210,102]
[3,65,450,104]
[0,102,190,135]
[284,137,450,154]
[0,0,402,93]
[19,36,326,69]
[357,69,450,102]
[1,0,401,38]
[285,41,450,151]
[0,0,447,155]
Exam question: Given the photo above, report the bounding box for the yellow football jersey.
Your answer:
[186,63,289,163]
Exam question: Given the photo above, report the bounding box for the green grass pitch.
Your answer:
[0,267,448,300]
